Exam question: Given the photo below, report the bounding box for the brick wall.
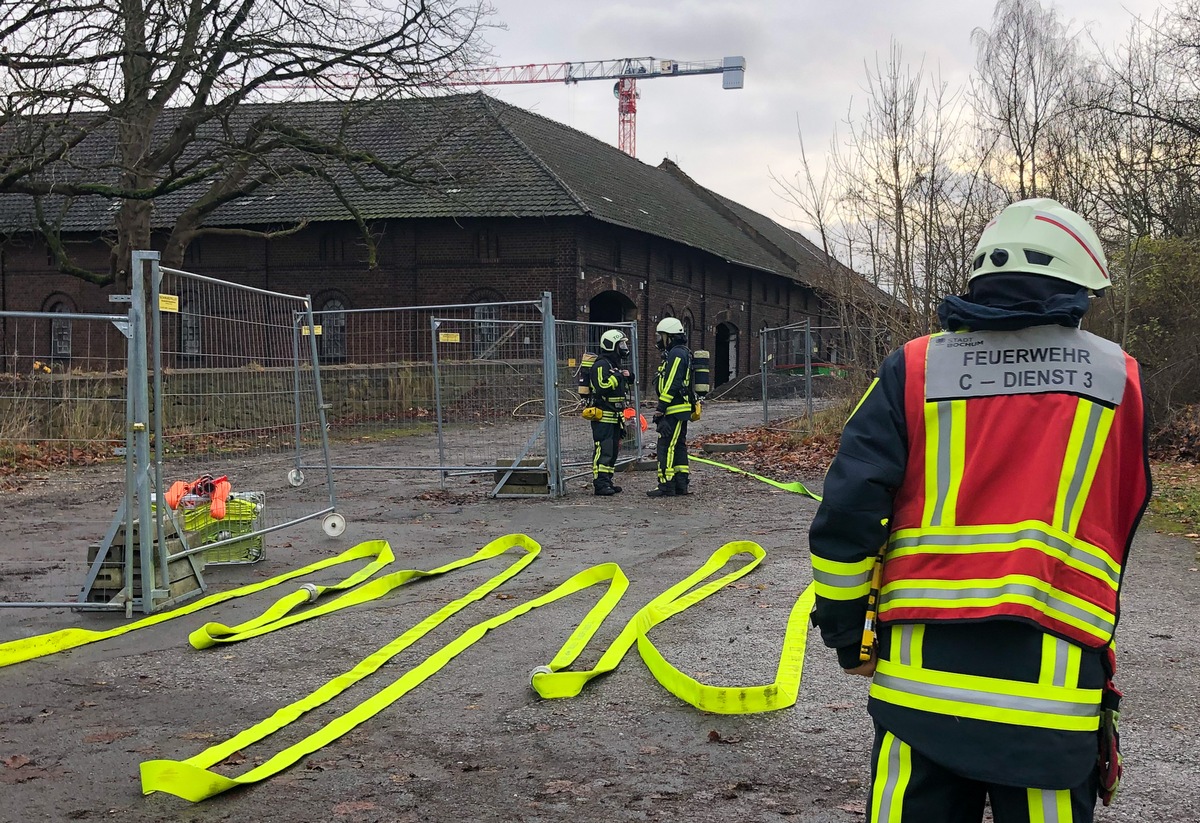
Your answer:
[2,216,824,385]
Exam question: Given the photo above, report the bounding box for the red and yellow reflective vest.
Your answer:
[880,324,1148,649]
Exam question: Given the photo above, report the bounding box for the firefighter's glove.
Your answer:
[652,411,664,425]
[690,403,702,422]
[582,406,603,422]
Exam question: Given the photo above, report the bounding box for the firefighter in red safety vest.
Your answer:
[648,317,695,497]
[588,329,633,496]
[808,199,1151,823]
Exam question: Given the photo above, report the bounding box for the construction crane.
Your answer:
[441,57,747,158]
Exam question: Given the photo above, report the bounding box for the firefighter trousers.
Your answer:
[655,416,689,488]
[591,421,622,486]
[870,724,1098,823]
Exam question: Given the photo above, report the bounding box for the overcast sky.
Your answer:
[476,0,1165,233]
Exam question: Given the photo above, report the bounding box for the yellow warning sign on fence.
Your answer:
[158,294,179,313]
[302,325,323,336]
[438,332,461,343]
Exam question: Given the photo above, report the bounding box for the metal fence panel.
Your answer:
[154,263,340,559]
[759,320,891,426]
[304,300,544,473]
[760,321,814,426]
[554,319,642,488]
[0,310,135,609]
[431,312,551,495]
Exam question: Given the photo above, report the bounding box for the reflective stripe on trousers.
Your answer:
[869,726,1084,822]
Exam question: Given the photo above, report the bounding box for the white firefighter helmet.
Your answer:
[970,198,1110,292]
[600,329,629,354]
[656,317,685,336]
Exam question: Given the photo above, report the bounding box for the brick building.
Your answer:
[0,93,857,386]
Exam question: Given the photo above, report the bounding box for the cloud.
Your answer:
[481,0,1164,230]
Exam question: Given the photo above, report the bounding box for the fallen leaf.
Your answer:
[180,731,214,740]
[495,593,514,600]
[839,802,867,815]
[2,755,30,770]
[219,751,247,766]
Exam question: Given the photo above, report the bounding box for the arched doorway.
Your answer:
[588,290,637,351]
[588,290,637,324]
[714,322,739,386]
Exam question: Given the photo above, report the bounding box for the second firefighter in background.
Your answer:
[588,329,632,496]
[648,317,699,497]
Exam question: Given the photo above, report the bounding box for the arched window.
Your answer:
[319,297,348,362]
[466,288,504,359]
[682,311,695,344]
[48,300,72,361]
[180,294,202,357]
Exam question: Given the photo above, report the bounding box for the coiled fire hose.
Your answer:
[0,457,821,803]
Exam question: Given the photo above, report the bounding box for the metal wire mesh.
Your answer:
[431,314,549,474]
[154,266,336,555]
[760,321,815,426]
[554,320,641,483]
[0,311,132,605]
[306,301,544,472]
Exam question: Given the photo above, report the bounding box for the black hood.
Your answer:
[937,273,1090,333]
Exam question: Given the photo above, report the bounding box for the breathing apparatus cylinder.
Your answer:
[692,350,711,396]
[578,352,597,397]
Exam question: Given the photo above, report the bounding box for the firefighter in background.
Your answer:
[648,317,695,497]
[588,329,633,496]
[808,199,1150,822]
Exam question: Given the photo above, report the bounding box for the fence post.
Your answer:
[760,331,769,425]
[629,320,643,456]
[302,297,338,513]
[805,319,814,422]
[147,253,171,606]
[540,292,562,496]
[430,316,448,489]
[129,250,159,614]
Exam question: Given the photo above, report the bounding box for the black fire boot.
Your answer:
[646,482,676,498]
[594,479,616,496]
[674,476,691,496]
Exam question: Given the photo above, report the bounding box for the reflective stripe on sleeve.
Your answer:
[811,554,875,600]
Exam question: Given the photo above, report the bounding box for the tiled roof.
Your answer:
[0,92,835,286]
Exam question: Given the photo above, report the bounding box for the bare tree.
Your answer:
[971,0,1081,200]
[0,0,494,284]
[777,39,1007,350]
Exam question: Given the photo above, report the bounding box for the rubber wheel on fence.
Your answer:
[288,469,305,487]
[322,513,347,538]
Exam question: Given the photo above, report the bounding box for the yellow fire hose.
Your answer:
[0,534,815,803]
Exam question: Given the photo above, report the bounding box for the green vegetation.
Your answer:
[1148,463,1200,537]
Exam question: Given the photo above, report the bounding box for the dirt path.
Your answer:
[0,399,1196,822]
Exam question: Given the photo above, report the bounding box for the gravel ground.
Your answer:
[0,398,1197,823]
